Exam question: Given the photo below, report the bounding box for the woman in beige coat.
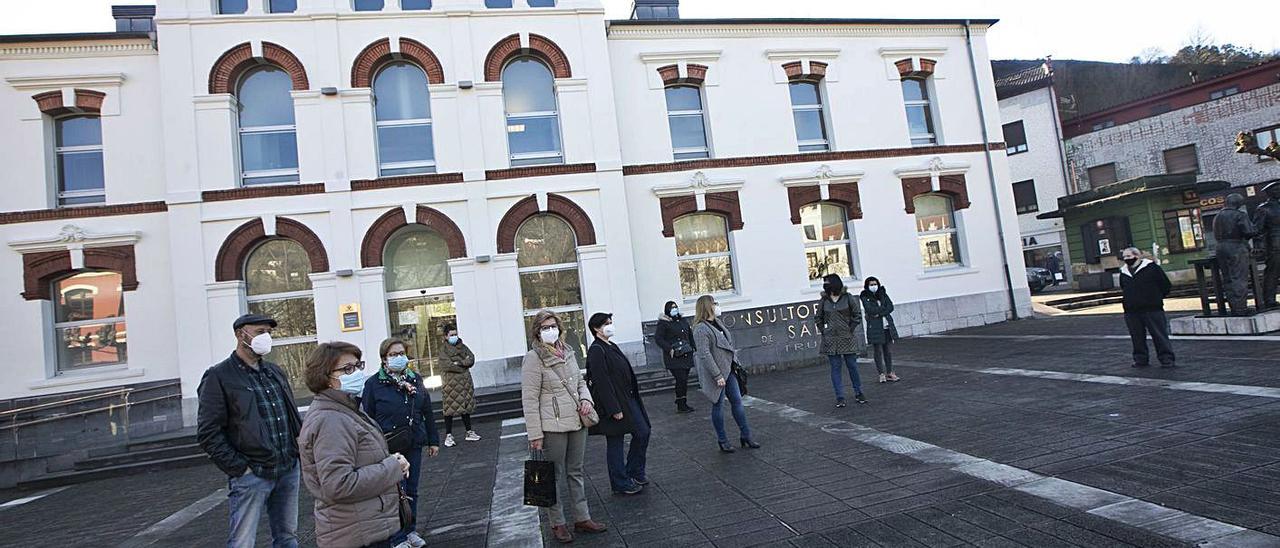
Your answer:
[299,341,411,548]
[521,310,607,544]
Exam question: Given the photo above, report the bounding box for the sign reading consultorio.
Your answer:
[643,299,834,371]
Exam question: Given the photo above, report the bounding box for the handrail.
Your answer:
[0,393,181,432]
[0,388,133,419]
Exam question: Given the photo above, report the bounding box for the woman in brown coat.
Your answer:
[299,341,411,548]
[439,323,480,448]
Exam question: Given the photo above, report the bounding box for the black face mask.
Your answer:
[1124,258,1138,266]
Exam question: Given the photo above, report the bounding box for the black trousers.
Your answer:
[1217,240,1251,314]
[444,414,472,434]
[669,368,690,401]
[1124,310,1175,366]
[1265,245,1280,306]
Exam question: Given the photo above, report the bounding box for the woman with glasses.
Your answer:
[521,309,607,544]
[691,295,759,453]
[360,338,440,548]
[299,341,410,548]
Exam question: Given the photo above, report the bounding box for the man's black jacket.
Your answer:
[196,352,303,477]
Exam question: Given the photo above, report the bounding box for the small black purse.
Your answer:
[384,425,414,455]
[732,365,749,396]
[670,336,694,358]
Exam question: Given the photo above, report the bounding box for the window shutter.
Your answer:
[1163,145,1199,174]
[1087,164,1117,186]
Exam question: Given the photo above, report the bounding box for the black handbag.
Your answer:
[523,450,557,507]
[396,484,413,529]
[384,425,414,455]
[670,336,694,358]
[732,365,749,397]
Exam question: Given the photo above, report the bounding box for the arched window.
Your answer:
[674,213,734,297]
[789,81,830,152]
[799,203,853,280]
[516,215,585,361]
[245,238,316,389]
[664,85,710,160]
[53,271,126,372]
[384,226,455,376]
[237,66,299,186]
[373,62,435,176]
[901,77,936,146]
[55,115,105,205]
[502,58,563,167]
[914,194,961,268]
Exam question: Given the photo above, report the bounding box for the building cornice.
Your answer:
[5,73,127,91]
[779,164,865,187]
[609,24,985,40]
[637,50,722,64]
[155,7,605,26]
[8,224,141,254]
[893,156,971,178]
[651,171,744,198]
[0,41,153,60]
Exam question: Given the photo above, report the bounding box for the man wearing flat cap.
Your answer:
[197,313,303,548]
[1253,182,1280,309]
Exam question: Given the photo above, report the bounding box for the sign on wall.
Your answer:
[339,303,363,332]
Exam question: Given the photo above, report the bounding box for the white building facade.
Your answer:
[0,0,1030,442]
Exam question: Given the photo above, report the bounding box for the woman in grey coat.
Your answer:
[691,295,759,453]
[859,276,900,383]
[815,274,868,408]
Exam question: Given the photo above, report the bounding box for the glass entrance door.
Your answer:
[387,293,456,387]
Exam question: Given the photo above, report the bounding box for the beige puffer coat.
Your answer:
[439,340,476,417]
[299,390,403,548]
[520,344,593,441]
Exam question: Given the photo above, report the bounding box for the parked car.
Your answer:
[1026,267,1054,293]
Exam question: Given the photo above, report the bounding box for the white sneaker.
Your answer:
[465,430,482,442]
[406,531,427,548]
[392,542,412,548]
[444,433,456,447]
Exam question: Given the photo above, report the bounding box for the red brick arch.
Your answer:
[496,194,596,253]
[360,206,467,268]
[901,175,970,214]
[483,33,572,82]
[786,183,863,225]
[21,246,138,301]
[208,42,310,94]
[32,89,106,116]
[658,192,744,238]
[214,217,329,282]
[350,38,445,88]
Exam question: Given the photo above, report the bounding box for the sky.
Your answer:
[0,0,1275,63]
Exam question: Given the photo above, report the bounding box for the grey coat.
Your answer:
[815,292,866,355]
[298,390,402,548]
[692,320,737,403]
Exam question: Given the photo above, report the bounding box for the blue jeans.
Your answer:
[227,464,299,548]
[711,374,752,444]
[605,398,650,492]
[392,446,424,544]
[828,354,863,399]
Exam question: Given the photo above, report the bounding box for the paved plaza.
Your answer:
[2,312,1279,547]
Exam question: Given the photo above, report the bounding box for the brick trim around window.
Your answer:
[901,174,971,214]
[202,183,326,203]
[350,37,445,88]
[359,206,468,268]
[483,33,572,82]
[208,42,310,94]
[485,163,596,181]
[0,201,167,226]
[656,63,708,86]
[32,88,107,116]
[495,194,596,253]
[213,217,329,282]
[782,61,827,81]
[21,245,138,301]
[658,192,744,238]
[350,172,464,191]
[895,58,936,79]
[786,183,862,225]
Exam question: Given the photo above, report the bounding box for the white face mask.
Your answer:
[338,369,366,395]
[602,324,616,338]
[540,327,560,345]
[669,308,681,318]
[868,284,880,293]
[244,332,273,356]
[713,305,722,317]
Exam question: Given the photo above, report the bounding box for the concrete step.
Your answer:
[75,443,204,471]
[18,454,211,491]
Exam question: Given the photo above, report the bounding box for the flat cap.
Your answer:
[233,313,277,330]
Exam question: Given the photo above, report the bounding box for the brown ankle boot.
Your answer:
[551,524,574,543]
[574,519,608,534]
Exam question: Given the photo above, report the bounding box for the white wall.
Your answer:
[998,85,1071,264]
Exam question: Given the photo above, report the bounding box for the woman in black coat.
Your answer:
[859,277,900,383]
[585,312,650,496]
[653,300,696,413]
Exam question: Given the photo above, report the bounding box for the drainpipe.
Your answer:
[963,20,1020,320]
[1045,60,1076,284]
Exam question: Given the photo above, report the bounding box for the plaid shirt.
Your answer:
[237,356,297,479]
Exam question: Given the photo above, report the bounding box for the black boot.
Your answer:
[676,398,694,414]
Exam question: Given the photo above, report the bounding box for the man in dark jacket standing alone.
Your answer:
[198,313,302,548]
[1119,248,1176,369]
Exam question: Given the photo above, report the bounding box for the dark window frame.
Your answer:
[1011,179,1038,214]
[1162,207,1205,254]
[1087,163,1118,186]
[1002,120,1028,155]
[1163,144,1200,175]
[1254,124,1279,162]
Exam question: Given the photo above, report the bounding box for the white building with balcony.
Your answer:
[0,0,1030,461]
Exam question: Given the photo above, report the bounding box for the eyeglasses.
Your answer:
[387,350,407,358]
[333,361,365,375]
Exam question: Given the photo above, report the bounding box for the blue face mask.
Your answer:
[447,336,459,345]
[338,369,366,395]
[386,355,410,372]
[670,308,681,318]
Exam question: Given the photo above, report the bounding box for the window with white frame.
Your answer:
[237,67,299,185]
[901,77,936,146]
[914,194,962,268]
[1256,124,1279,161]
[799,203,853,280]
[502,57,563,167]
[789,81,830,152]
[55,116,105,206]
[217,0,247,14]
[245,238,316,393]
[52,271,127,373]
[665,85,711,160]
[516,215,586,362]
[674,213,735,297]
[373,62,435,176]
[384,226,455,381]
[268,0,296,12]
